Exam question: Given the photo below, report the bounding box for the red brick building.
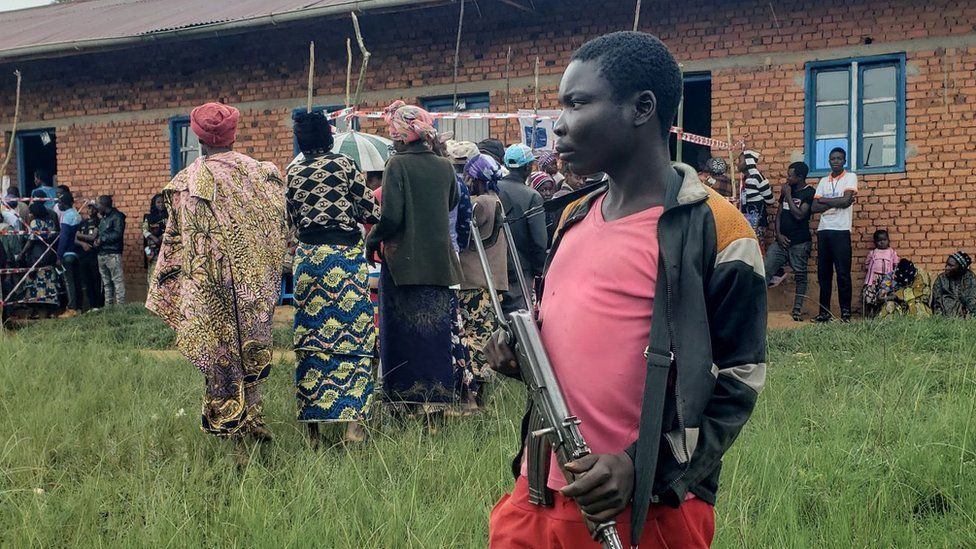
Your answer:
[0,0,974,310]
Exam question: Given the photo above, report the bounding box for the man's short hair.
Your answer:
[60,190,74,208]
[571,31,682,139]
[57,184,70,194]
[788,162,810,179]
[829,147,847,158]
[98,195,113,208]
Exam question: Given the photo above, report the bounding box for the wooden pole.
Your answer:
[306,42,315,113]
[0,70,22,183]
[676,63,685,163]
[345,38,352,108]
[452,0,465,110]
[633,0,642,31]
[0,70,22,333]
[351,12,372,107]
[529,56,540,149]
[505,46,514,141]
[727,121,737,203]
[533,57,540,113]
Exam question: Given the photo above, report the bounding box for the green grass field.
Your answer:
[2,307,975,547]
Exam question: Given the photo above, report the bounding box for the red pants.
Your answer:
[489,477,714,548]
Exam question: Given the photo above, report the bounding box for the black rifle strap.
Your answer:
[629,348,673,546]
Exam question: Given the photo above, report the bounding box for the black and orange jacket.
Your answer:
[538,163,767,544]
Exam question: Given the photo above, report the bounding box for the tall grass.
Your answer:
[1,308,974,547]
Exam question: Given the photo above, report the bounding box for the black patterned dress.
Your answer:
[286,152,381,422]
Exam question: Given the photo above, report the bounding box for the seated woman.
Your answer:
[878,258,932,319]
[932,251,976,318]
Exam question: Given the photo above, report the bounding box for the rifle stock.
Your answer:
[469,204,624,549]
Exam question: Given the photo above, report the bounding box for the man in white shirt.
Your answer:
[811,147,857,322]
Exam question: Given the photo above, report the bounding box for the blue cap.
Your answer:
[503,144,536,168]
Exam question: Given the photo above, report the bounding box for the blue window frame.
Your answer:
[422,93,490,143]
[291,105,358,155]
[805,53,906,176]
[15,128,56,193]
[169,116,200,176]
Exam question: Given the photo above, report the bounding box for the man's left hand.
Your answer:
[559,452,634,522]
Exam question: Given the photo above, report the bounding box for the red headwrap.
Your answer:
[190,102,240,147]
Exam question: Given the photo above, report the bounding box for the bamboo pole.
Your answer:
[306,42,315,113]
[351,12,371,107]
[633,0,642,31]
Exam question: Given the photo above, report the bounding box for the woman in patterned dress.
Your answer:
[16,202,60,318]
[878,258,932,319]
[365,101,464,418]
[457,153,508,412]
[286,111,380,445]
[147,103,288,443]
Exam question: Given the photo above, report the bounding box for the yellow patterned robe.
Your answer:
[147,151,287,436]
[879,269,933,319]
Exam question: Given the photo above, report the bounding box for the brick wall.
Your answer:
[0,0,973,304]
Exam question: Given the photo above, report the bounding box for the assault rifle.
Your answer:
[469,207,624,549]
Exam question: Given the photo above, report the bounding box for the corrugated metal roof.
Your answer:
[0,0,428,60]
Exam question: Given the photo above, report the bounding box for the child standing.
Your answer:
[863,229,899,315]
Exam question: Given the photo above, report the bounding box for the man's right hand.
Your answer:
[777,234,791,248]
[485,329,520,378]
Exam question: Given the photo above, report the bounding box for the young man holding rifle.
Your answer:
[487,31,767,548]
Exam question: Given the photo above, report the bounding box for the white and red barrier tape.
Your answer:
[0,266,53,275]
[0,298,58,306]
[0,230,58,237]
[325,107,744,150]
[4,196,58,203]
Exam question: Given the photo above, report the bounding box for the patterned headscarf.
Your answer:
[383,100,437,144]
[703,157,728,176]
[190,102,240,147]
[951,251,973,270]
[464,153,503,193]
[894,258,918,288]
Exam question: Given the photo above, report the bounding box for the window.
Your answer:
[292,105,359,155]
[422,93,490,143]
[169,117,200,176]
[805,54,906,175]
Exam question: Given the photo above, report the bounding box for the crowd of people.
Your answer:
[136,99,594,446]
[1,170,130,319]
[141,31,767,547]
[697,146,976,323]
[4,27,975,548]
